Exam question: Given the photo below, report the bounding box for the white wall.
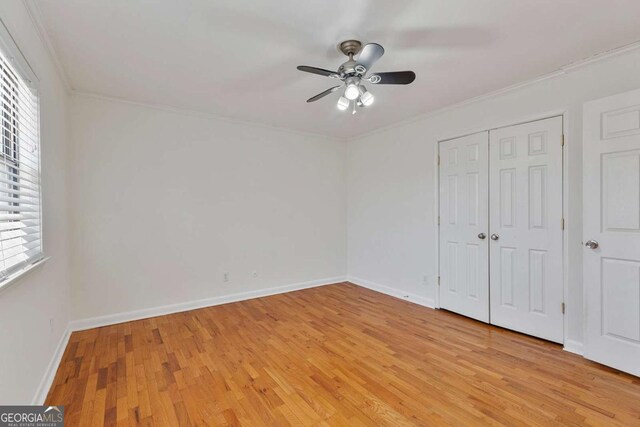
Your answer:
[0,3,72,404]
[3,2,638,404]
[347,48,640,348]
[70,95,346,321]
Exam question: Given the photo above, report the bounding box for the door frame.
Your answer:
[434,109,569,345]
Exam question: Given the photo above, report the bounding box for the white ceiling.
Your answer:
[34,0,640,138]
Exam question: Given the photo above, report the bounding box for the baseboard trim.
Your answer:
[347,276,435,309]
[32,325,72,405]
[349,276,589,357]
[35,277,586,405]
[69,276,347,332]
[563,339,585,356]
[36,276,346,404]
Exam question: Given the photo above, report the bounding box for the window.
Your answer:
[0,37,42,281]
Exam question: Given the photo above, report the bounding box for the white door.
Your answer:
[489,117,564,343]
[583,89,640,377]
[439,132,489,322]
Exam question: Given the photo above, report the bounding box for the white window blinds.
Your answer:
[0,42,42,280]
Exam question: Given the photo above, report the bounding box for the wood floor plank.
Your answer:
[46,283,640,426]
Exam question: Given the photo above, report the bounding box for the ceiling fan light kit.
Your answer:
[360,87,374,106]
[344,77,360,100]
[297,40,416,114]
[337,96,350,111]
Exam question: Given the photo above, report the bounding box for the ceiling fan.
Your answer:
[297,40,415,114]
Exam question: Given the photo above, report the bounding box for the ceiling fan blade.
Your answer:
[368,71,416,85]
[356,43,384,72]
[297,65,339,78]
[306,85,341,103]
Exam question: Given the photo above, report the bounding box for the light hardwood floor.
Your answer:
[47,282,640,426]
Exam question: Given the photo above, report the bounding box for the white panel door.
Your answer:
[439,132,489,322]
[584,89,640,377]
[489,117,563,343]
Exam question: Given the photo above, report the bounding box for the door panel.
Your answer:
[439,132,489,322]
[489,117,564,343]
[584,89,640,377]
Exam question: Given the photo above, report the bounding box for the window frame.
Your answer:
[0,17,46,291]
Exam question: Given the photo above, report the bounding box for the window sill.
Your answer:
[0,256,51,295]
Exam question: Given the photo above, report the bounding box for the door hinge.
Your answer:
[438,216,440,226]
[437,276,441,287]
[437,155,440,165]
[561,302,565,314]
[561,134,565,147]
[561,218,565,230]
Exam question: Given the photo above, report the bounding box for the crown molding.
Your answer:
[22,0,71,92]
[559,39,640,72]
[70,90,347,142]
[18,1,640,141]
[350,39,640,141]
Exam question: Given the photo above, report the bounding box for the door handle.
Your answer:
[478,233,486,240]
[490,233,499,241]
[585,240,599,249]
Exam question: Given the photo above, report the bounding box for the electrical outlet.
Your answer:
[224,273,229,282]
[252,271,258,278]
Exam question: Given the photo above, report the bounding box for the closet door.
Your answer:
[439,132,489,322]
[489,117,563,343]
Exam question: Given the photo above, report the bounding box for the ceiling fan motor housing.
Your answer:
[338,40,367,78]
[338,59,361,78]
